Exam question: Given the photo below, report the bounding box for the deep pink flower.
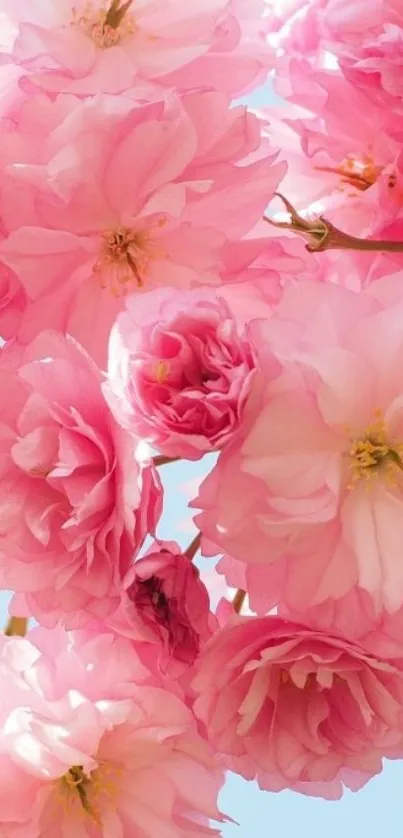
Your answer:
[194,278,403,614]
[105,287,257,459]
[193,615,403,798]
[109,540,215,671]
[0,627,225,837]
[0,91,284,365]
[0,331,162,627]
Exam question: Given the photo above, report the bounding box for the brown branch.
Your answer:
[265,193,403,254]
[232,589,246,614]
[4,617,28,637]
[153,455,181,468]
[185,531,202,561]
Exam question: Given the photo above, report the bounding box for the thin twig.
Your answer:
[4,617,28,637]
[232,589,246,614]
[265,193,403,254]
[153,455,181,468]
[185,531,202,561]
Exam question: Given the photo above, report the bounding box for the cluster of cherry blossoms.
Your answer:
[1,0,403,834]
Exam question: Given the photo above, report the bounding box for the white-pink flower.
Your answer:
[4,0,272,97]
[0,331,162,627]
[194,278,403,615]
[0,627,225,837]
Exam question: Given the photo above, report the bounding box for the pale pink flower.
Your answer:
[105,287,257,459]
[109,540,215,672]
[192,615,403,798]
[4,0,272,98]
[0,330,162,627]
[0,628,225,837]
[0,91,284,365]
[194,278,403,614]
[4,0,229,95]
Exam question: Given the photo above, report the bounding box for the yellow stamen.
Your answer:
[93,225,162,296]
[315,152,382,194]
[348,410,403,487]
[59,762,120,823]
[71,1,136,49]
[155,361,169,384]
[61,766,99,821]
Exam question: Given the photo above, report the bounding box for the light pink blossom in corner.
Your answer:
[0,628,225,838]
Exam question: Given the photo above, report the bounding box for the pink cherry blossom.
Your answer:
[194,277,403,615]
[260,89,403,239]
[0,628,225,837]
[108,540,215,672]
[105,287,257,459]
[193,615,403,798]
[3,0,272,98]
[0,91,285,365]
[4,0,229,95]
[0,330,162,627]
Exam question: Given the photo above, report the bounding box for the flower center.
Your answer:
[315,153,382,194]
[136,575,171,623]
[93,226,156,295]
[61,766,97,820]
[71,0,135,49]
[348,410,403,486]
[59,763,118,822]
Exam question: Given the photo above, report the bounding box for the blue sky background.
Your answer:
[0,78,401,836]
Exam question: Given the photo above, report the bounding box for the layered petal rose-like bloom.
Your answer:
[105,287,257,459]
[0,628,225,838]
[109,540,215,672]
[269,0,403,110]
[0,330,162,627]
[192,615,403,799]
[194,278,403,614]
[3,0,272,98]
[0,91,285,365]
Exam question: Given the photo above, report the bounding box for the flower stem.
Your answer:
[153,455,181,468]
[185,532,202,561]
[4,617,28,637]
[265,193,403,254]
[232,589,246,614]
